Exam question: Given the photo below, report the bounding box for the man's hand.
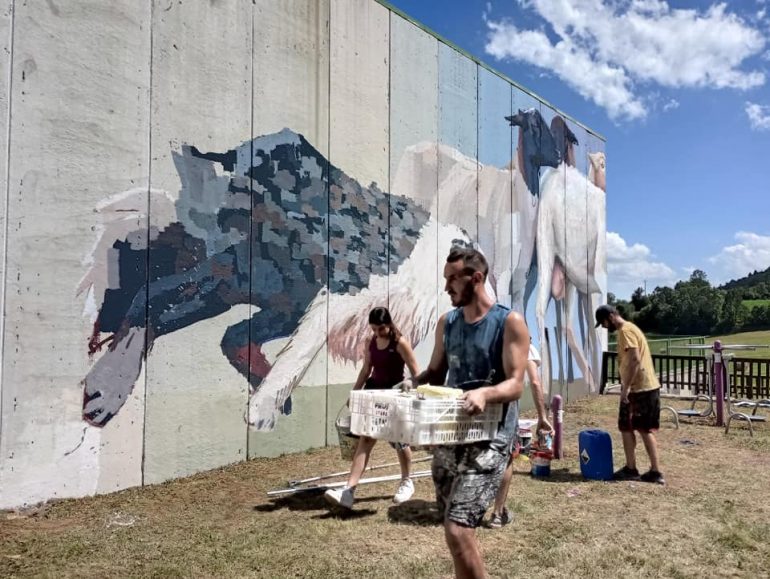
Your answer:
[461,389,487,415]
[620,388,630,405]
[537,417,554,435]
[393,377,416,393]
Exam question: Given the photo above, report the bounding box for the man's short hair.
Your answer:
[446,247,488,279]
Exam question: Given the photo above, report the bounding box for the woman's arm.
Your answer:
[403,314,449,389]
[396,336,421,378]
[352,342,373,391]
[526,359,553,434]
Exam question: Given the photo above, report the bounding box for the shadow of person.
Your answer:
[387,499,443,527]
[254,491,391,513]
[530,468,588,484]
[253,489,328,513]
[312,507,378,520]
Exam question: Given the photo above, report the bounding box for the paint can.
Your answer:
[538,431,553,451]
[530,451,552,477]
[518,429,533,454]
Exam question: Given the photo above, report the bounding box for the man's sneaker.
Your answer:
[489,507,512,529]
[324,486,355,509]
[613,466,640,481]
[393,478,414,504]
[640,470,666,485]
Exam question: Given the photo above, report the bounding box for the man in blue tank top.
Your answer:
[398,247,529,579]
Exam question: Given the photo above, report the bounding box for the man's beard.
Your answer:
[452,282,475,307]
[606,320,618,332]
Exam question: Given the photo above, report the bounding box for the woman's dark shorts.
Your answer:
[618,388,661,433]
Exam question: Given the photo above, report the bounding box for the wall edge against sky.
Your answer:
[373,0,605,142]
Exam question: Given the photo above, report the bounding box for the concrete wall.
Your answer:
[0,0,605,508]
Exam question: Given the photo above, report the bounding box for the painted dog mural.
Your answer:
[80,128,469,429]
[79,110,603,431]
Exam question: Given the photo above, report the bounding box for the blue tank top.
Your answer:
[443,303,518,451]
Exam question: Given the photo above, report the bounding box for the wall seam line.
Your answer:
[245,0,255,463]
[325,0,331,449]
[386,10,391,308]
[0,0,17,457]
[140,0,154,487]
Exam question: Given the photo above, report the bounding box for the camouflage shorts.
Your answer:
[431,443,509,528]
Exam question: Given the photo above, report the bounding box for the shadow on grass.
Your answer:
[512,468,589,483]
[254,490,389,517]
[312,507,378,520]
[387,499,443,527]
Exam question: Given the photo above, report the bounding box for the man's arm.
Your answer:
[619,348,642,402]
[462,311,528,414]
[527,359,554,433]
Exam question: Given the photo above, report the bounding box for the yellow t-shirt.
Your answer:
[617,322,660,393]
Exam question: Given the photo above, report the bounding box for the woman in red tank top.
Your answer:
[324,307,419,509]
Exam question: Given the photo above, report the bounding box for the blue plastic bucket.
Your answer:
[578,429,613,481]
[530,451,552,477]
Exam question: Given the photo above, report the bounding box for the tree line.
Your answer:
[608,269,770,336]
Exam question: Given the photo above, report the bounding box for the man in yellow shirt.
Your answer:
[595,305,665,485]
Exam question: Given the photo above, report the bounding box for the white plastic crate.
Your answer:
[349,390,502,446]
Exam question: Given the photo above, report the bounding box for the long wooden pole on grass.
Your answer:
[268,470,433,497]
[288,455,433,487]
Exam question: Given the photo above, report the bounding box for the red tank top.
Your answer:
[368,336,405,388]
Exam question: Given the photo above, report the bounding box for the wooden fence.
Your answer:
[601,352,770,399]
[729,358,770,400]
[601,352,710,396]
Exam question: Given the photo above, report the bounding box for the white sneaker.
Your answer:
[393,478,414,504]
[324,486,355,509]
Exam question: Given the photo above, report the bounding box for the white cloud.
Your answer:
[485,1,766,121]
[745,101,770,130]
[486,21,646,120]
[606,231,677,298]
[708,231,770,284]
[482,1,492,20]
[662,98,679,112]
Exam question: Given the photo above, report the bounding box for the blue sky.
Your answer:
[387,0,770,299]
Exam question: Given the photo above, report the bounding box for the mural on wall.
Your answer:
[80,129,476,430]
[0,0,607,510]
[534,130,607,393]
[79,107,605,431]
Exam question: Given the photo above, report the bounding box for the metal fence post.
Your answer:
[713,340,724,427]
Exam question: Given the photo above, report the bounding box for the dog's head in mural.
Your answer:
[588,151,606,191]
[549,115,578,169]
[505,108,561,197]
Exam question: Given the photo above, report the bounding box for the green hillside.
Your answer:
[720,266,770,298]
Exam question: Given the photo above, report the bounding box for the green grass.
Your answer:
[742,299,770,311]
[2,396,770,578]
[608,335,706,355]
[708,330,770,359]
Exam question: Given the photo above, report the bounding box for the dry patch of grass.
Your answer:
[2,396,769,578]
